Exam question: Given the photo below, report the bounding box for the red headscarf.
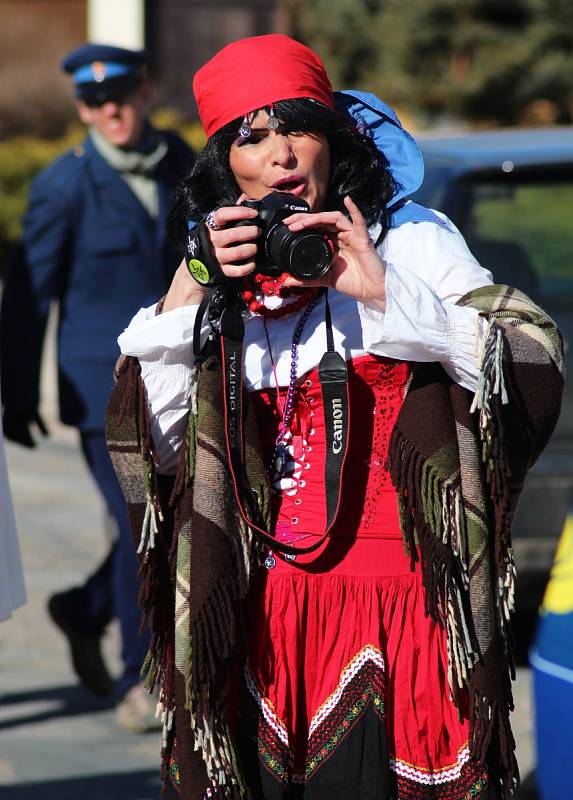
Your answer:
[193,34,335,139]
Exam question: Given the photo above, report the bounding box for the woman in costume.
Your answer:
[107,35,563,800]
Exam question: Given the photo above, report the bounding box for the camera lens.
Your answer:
[288,234,331,280]
[266,224,331,280]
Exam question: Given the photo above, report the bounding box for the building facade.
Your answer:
[0,0,285,137]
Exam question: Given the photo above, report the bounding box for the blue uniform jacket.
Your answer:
[1,130,194,431]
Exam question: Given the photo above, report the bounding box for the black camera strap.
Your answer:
[219,290,349,556]
[193,293,211,359]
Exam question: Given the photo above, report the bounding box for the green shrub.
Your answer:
[152,110,206,153]
[0,127,82,243]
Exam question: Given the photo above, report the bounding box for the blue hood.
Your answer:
[335,90,448,230]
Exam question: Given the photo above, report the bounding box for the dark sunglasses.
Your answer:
[78,76,142,108]
[81,88,135,108]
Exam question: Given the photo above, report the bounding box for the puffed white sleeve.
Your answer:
[360,214,493,391]
[117,302,209,474]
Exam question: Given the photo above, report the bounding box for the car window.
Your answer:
[460,174,573,301]
[409,163,453,210]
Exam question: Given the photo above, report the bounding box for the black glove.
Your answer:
[3,408,49,448]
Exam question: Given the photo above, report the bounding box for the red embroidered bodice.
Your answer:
[251,354,411,541]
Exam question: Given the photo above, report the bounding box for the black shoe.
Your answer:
[47,591,115,697]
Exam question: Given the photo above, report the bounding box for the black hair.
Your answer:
[168,98,397,252]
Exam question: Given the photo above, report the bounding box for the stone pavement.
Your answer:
[0,420,162,799]
[0,325,540,799]
[0,321,162,799]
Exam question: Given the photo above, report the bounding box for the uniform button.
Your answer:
[306,446,313,452]
[309,429,316,436]
[299,479,306,488]
[291,517,299,525]
[294,498,302,506]
[308,397,314,404]
[285,553,297,562]
[304,379,312,387]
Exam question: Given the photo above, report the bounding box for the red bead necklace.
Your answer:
[242,272,319,319]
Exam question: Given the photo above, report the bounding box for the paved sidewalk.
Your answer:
[0,317,162,798]
[0,324,539,798]
[0,420,162,799]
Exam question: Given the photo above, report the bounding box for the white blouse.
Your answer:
[118,212,493,474]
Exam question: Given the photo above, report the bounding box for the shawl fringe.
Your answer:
[472,322,517,659]
[470,691,518,799]
[387,429,476,702]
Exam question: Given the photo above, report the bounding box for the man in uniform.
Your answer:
[0,44,194,730]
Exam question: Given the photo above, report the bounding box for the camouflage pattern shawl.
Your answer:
[106,284,563,799]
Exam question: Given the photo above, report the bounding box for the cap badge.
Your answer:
[91,61,106,83]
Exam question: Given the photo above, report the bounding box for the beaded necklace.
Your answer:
[262,293,320,481]
[242,272,319,319]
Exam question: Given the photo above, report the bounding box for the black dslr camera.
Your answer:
[236,192,332,280]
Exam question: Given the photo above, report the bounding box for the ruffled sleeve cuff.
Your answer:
[117,302,209,474]
[359,263,485,391]
[117,302,208,365]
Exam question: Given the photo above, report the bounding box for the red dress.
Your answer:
[238,355,489,799]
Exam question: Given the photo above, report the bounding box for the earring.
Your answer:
[267,105,280,130]
[239,114,252,138]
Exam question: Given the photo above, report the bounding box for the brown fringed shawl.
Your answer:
[106,284,563,799]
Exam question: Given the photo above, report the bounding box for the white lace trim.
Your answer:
[308,643,385,738]
[390,745,471,785]
[244,663,290,748]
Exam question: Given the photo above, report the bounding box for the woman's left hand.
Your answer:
[282,195,386,308]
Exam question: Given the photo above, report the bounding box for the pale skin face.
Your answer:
[228,109,331,212]
[75,80,153,149]
[163,106,387,313]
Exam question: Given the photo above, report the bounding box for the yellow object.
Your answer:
[187,259,210,285]
[542,513,573,615]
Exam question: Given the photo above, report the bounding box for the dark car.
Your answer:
[411,128,573,580]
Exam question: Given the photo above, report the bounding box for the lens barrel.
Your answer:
[267,225,331,280]
[236,192,332,280]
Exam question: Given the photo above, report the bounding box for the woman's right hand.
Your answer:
[162,203,259,313]
[205,203,260,279]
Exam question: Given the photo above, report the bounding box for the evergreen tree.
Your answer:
[294,0,573,125]
[297,0,381,87]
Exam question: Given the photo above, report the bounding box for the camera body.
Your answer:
[235,192,332,280]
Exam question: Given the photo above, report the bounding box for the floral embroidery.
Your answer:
[242,662,293,784]
[169,753,180,785]
[361,361,410,531]
[393,746,489,799]
[241,643,489,799]
[306,644,386,777]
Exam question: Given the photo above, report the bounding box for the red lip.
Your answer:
[271,174,306,192]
